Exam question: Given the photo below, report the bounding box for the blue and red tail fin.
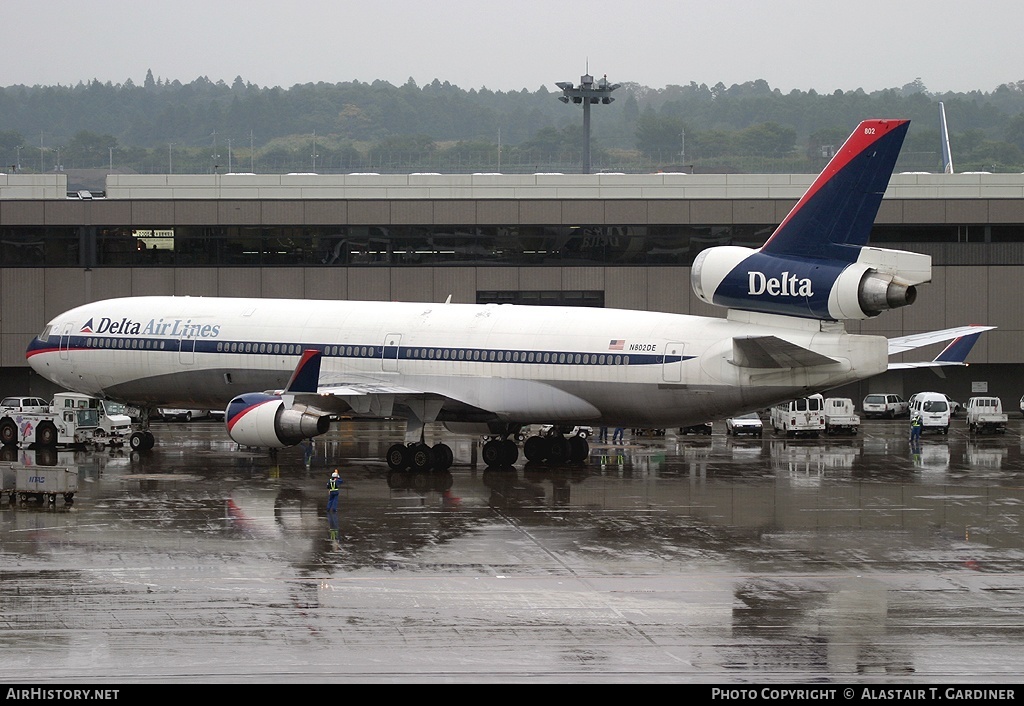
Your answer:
[760,119,910,263]
[691,118,929,321]
[283,349,322,393]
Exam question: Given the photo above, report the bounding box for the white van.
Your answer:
[908,391,951,434]
[770,394,825,437]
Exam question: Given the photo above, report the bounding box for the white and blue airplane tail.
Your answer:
[691,119,932,322]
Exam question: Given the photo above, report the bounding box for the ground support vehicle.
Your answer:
[679,422,713,435]
[539,425,592,439]
[1,464,78,504]
[0,392,135,449]
[631,428,666,437]
[823,398,860,435]
[966,396,1008,435]
[771,394,825,437]
[908,391,951,435]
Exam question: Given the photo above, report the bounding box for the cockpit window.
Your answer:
[38,325,52,342]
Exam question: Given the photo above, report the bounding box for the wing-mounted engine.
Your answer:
[691,245,931,321]
[226,392,331,448]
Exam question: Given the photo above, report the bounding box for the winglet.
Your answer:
[283,349,323,393]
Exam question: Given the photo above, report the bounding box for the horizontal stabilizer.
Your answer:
[887,325,994,356]
[888,325,992,371]
[732,335,839,369]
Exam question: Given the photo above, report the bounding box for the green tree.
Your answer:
[635,110,685,158]
[65,130,118,168]
[0,129,26,169]
[1006,112,1024,152]
[737,123,796,157]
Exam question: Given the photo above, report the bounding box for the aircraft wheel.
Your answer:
[546,436,570,464]
[568,435,589,463]
[523,435,549,462]
[432,443,453,471]
[130,431,148,451]
[409,443,434,471]
[498,439,519,466]
[386,443,408,471]
[482,439,503,467]
[144,430,155,449]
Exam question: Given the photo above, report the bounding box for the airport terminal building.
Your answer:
[2,171,1023,406]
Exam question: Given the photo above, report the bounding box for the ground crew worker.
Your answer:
[327,470,342,512]
[909,414,923,443]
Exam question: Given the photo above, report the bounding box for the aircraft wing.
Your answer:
[276,359,600,424]
[887,325,993,369]
[287,380,455,419]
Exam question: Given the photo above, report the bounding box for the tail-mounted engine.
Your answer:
[691,244,931,321]
[225,392,331,448]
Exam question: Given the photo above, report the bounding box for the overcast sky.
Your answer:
[5,0,1022,95]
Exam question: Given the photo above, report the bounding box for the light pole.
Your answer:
[557,72,620,174]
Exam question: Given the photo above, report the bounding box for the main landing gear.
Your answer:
[523,430,589,464]
[386,441,454,473]
[383,421,591,472]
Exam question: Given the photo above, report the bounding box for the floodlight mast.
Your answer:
[557,73,620,174]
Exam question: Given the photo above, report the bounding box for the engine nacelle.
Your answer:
[225,392,331,448]
[691,245,929,320]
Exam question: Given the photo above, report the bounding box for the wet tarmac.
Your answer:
[2,417,1024,684]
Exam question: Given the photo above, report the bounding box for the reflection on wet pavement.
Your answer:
[2,418,1023,683]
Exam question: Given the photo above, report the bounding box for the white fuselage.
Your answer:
[27,296,888,428]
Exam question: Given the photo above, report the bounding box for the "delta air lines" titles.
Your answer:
[82,317,222,338]
[747,271,814,297]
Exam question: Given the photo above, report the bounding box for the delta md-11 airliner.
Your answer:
[24,119,992,470]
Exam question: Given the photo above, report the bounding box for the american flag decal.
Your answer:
[608,339,624,350]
